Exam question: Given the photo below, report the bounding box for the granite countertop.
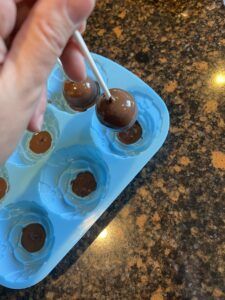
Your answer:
[1,0,225,299]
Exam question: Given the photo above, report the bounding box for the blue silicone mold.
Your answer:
[0,54,169,289]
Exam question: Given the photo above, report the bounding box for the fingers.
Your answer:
[0,0,17,38]
[78,21,87,34]
[60,38,86,81]
[0,0,17,63]
[60,21,87,81]
[5,1,37,49]
[5,0,95,94]
[27,86,47,132]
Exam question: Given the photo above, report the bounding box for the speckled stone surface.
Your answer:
[1,0,225,299]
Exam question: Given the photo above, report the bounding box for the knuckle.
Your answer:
[36,17,68,56]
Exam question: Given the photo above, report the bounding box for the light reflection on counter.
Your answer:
[180,11,189,18]
[91,219,128,255]
[98,228,108,240]
[211,72,225,87]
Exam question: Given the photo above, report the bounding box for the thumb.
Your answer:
[4,0,95,92]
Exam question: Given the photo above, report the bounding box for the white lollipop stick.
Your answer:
[74,30,111,100]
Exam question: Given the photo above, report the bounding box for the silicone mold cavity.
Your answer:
[0,201,54,286]
[18,108,60,165]
[91,90,162,157]
[0,166,10,203]
[39,145,109,219]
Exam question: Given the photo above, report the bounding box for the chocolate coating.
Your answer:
[29,131,52,154]
[63,78,100,112]
[21,223,46,253]
[117,121,143,145]
[96,88,138,130]
[71,171,97,198]
[0,177,8,200]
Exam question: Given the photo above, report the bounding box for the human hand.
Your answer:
[0,0,95,163]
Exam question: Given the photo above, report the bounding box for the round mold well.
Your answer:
[0,166,10,203]
[39,145,110,219]
[7,201,54,266]
[47,58,108,114]
[18,108,60,165]
[90,90,161,157]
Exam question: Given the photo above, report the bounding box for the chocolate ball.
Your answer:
[21,223,46,253]
[71,171,97,198]
[96,88,138,130]
[29,131,52,154]
[63,77,100,112]
[117,121,143,145]
[0,177,8,200]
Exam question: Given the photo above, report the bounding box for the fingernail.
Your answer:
[78,21,87,34]
[36,114,44,132]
